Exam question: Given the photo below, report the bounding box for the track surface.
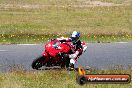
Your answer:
[0,42,132,72]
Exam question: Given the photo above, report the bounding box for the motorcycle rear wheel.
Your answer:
[32,56,46,70]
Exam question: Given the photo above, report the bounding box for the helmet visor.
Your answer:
[71,37,79,43]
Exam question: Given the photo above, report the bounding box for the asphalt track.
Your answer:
[0,42,132,72]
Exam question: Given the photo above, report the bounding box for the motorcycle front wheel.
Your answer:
[32,56,46,70]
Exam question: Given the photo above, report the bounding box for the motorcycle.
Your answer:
[32,38,87,70]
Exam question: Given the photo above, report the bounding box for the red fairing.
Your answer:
[44,40,74,57]
[42,52,48,57]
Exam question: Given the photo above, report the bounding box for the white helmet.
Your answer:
[71,31,80,38]
[71,31,80,43]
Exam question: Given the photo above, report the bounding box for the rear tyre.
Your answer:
[59,53,70,69]
[65,57,70,69]
[60,63,65,69]
[32,56,45,70]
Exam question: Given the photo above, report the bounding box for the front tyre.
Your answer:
[32,56,45,70]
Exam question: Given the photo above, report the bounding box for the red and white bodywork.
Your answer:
[32,38,87,70]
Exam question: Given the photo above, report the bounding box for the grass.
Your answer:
[0,34,132,44]
[0,0,132,43]
[0,66,132,88]
[0,5,131,34]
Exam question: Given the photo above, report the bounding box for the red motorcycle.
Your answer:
[32,39,86,70]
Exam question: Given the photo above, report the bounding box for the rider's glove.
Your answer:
[81,42,87,52]
[83,45,87,52]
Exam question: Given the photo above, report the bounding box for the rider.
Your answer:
[57,31,87,69]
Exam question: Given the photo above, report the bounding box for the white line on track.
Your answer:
[17,44,38,46]
[86,42,129,44]
[17,42,129,46]
[0,50,8,52]
[1,42,129,46]
[115,42,128,44]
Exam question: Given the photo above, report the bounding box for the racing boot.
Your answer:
[69,63,74,71]
[67,59,75,71]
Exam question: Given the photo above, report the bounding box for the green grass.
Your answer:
[0,34,132,44]
[0,5,131,34]
[0,0,132,43]
[0,67,131,88]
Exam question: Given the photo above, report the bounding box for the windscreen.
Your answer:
[52,41,61,49]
